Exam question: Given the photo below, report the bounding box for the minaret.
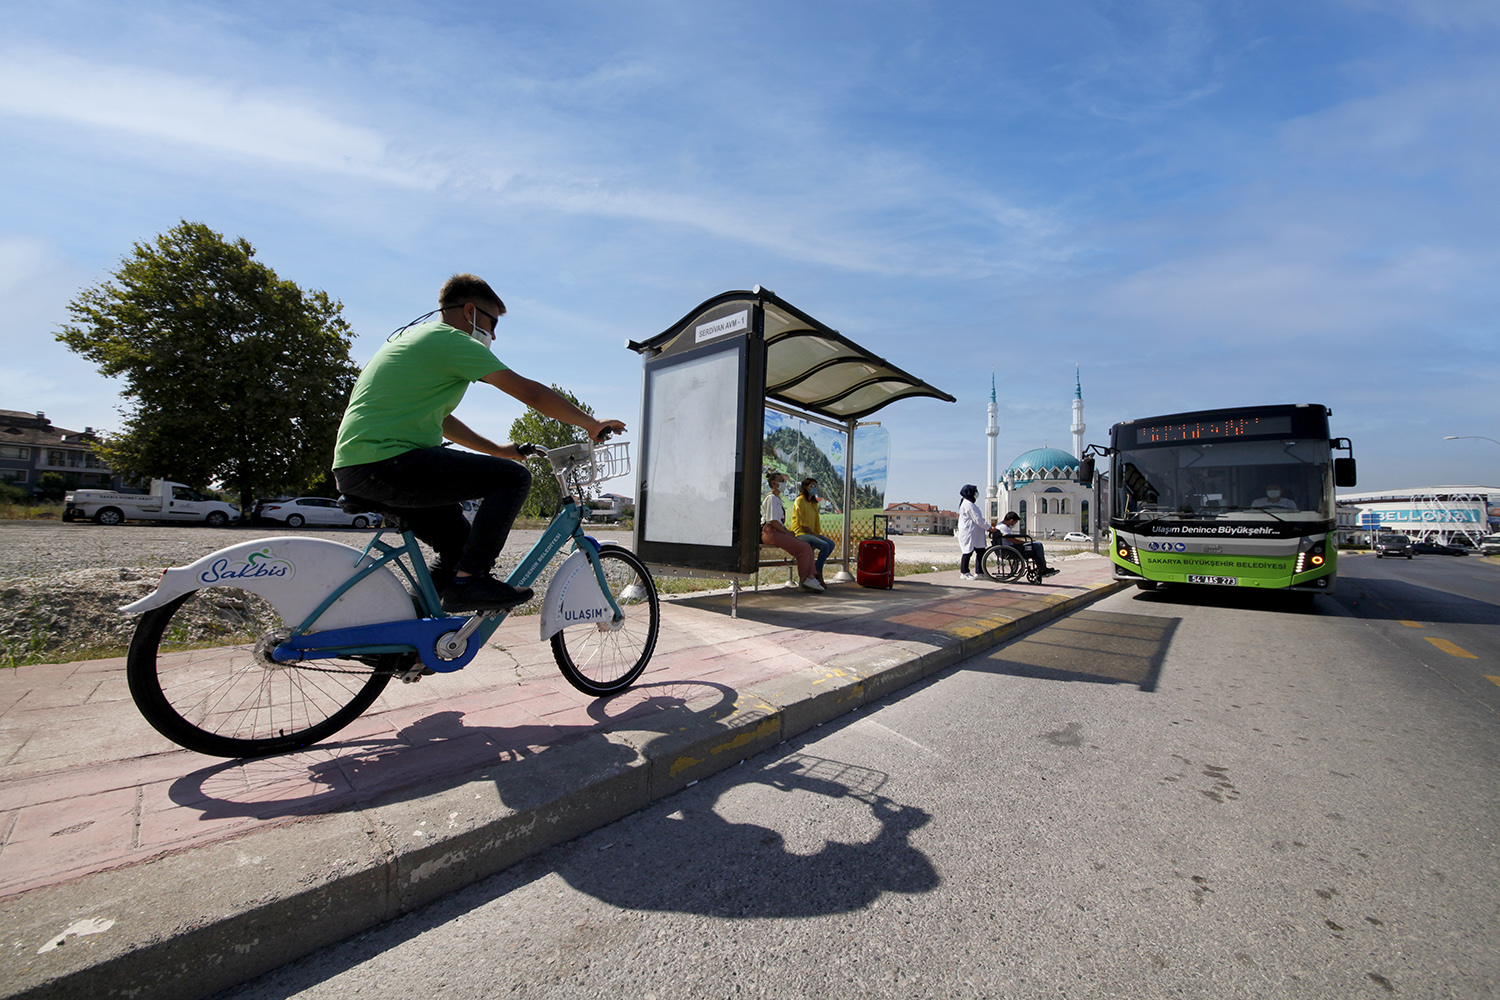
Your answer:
[985,372,999,516]
[1071,367,1086,462]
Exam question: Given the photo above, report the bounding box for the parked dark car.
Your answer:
[1373,534,1412,559]
[1411,541,1468,556]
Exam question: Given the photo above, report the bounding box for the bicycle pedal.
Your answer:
[401,666,435,683]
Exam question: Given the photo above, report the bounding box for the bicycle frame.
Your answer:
[269,493,625,674]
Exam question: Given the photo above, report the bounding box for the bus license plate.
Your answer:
[1188,575,1238,586]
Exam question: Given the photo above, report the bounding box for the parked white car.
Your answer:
[1061,531,1092,543]
[257,497,381,529]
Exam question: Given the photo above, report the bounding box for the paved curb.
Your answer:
[1,578,1122,1000]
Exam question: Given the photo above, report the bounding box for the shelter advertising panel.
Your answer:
[634,300,765,574]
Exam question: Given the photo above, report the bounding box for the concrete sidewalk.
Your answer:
[0,556,1121,1000]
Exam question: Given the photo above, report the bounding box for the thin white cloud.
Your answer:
[0,47,1071,282]
[0,50,429,187]
[1342,0,1500,29]
[1279,74,1500,183]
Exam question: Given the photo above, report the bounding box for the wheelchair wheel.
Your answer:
[979,545,1025,583]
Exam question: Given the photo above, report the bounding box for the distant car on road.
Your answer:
[886,527,903,535]
[257,497,382,529]
[1374,534,1413,559]
[1480,534,1500,556]
[1062,532,1092,543]
[1410,541,1468,556]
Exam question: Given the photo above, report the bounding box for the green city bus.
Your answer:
[1091,403,1357,595]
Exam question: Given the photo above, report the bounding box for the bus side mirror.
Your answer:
[1335,457,1357,487]
[1078,456,1094,488]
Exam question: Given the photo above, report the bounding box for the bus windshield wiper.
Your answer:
[1213,504,1289,522]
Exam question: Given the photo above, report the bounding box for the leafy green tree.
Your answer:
[33,472,76,501]
[508,386,595,518]
[56,221,360,515]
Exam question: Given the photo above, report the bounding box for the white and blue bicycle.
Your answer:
[122,440,658,758]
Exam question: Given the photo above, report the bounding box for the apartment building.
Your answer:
[0,409,120,494]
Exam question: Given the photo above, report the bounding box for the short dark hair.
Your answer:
[1003,511,1020,521]
[439,273,505,315]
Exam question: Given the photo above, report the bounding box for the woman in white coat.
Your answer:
[957,484,987,579]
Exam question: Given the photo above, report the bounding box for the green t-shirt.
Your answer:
[333,321,507,468]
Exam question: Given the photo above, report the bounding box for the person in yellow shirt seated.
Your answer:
[789,477,836,586]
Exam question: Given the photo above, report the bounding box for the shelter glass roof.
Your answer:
[629,288,955,422]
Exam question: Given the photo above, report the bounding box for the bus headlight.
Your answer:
[1295,538,1327,574]
[1117,541,1140,566]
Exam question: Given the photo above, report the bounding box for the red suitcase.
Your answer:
[857,538,896,589]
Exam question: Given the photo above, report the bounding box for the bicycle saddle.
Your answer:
[336,494,410,532]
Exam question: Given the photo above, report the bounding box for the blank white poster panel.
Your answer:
[643,350,740,546]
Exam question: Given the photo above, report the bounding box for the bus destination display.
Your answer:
[1130,415,1292,445]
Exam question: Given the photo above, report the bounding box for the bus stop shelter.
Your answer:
[627,286,954,600]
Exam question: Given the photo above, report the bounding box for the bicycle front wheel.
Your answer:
[979,545,1024,583]
[550,547,660,696]
[126,587,396,758]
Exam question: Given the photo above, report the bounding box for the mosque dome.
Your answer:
[1005,447,1079,483]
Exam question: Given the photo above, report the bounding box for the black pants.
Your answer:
[335,446,532,587]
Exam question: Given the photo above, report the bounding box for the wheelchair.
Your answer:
[977,536,1044,584]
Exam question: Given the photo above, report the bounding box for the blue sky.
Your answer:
[2,0,1496,504]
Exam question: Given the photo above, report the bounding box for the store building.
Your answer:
[1335,486,1500,545]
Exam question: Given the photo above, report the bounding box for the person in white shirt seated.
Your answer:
[761,471,823,592]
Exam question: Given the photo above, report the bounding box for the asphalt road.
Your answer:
[211,554,1500,999]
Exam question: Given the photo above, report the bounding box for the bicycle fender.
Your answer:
[118,536,418,631]
[539,549,615,642]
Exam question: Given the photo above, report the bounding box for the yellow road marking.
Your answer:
[1487,676,1500,688]
[1426,637,1478,659]
[1399,620,1424,628]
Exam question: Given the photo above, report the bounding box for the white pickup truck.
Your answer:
[63,479,240,527]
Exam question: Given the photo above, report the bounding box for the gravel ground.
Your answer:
[0,521,1098,665]
[0,520,632,581]
[0,521,632,665]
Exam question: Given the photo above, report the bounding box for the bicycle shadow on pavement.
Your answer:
[166,678,742,822]
[544,749,939,918]
[214,743,940,998]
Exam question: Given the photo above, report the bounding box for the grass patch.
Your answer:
[0,501,65,521]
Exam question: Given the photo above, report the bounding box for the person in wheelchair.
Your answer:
[995,511,1059,578]
[333,273,625,613]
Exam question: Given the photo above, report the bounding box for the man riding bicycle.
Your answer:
[333,273,625,613]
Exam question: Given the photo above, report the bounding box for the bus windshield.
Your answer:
[1114,438,1331,521]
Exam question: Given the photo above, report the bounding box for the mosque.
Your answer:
[982,371,1096,538]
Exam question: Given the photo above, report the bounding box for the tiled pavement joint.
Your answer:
[0,574,1123,1000]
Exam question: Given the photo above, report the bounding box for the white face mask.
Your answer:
[1266,489,1281,499]
[469,309,495,349]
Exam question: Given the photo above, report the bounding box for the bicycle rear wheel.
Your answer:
[550,547,660,696]
[979,545,1025,583]
[126,587,396,758]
